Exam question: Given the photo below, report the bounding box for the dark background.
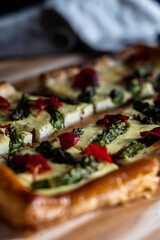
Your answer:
[1,0,160,16]
[0,0,44,15]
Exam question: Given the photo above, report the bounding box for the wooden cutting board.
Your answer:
[1,54,160,240]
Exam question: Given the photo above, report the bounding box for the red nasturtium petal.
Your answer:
[29,97,62,115]
[49,97,62,108]
[96,114,129,126]
[73,68,100,89]
[58,132,79,149]
[12,154,51,180]
[157,93,160,101]
[0,96,10,110]
[84,144,112,163]
[0,124,10,129]
[140,127,160,137]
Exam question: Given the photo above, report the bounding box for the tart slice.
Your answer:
[0,139,158,228]
[55,114,160,166]
[41,54,158,113]
[0,82,94,143]
[0,124,32,156]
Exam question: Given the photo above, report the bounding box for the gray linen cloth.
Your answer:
[0,0,160,57]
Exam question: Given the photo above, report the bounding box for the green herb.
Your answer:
[134,64,153,78]
[110,89,124,104]
[49,148,78,165]
[46,107,63,130]
[133,101,154,116]
[0,113,4,119]
[10,94,29,121]
[133,114,154,124]
[92,120,127,146]
[152,112,160,125]
[31,156,99,189]
[117,141,146,159]
[72,128,84,137]
[133,100,160,124]
[156,74,160,90]
[126,79,142,96]
[8,125,23,155]
[154,100,160,109]
[36,142,77,165]
[36,141,53,158]
[78,86,95,103]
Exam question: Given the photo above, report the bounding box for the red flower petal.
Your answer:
[157,93,160,100]
[96,114,129,126]
[0,96,10,110]
[0,124,10,129]
[12,153,51,170]
[12,153,51,180]
[140,127,160,137]
[73,68,100,89]
[58,132,79,149]
[29,97,62,115]
[84,144,112,163]
[49,97,62,108]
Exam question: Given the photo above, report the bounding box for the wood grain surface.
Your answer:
[0,54,160,240]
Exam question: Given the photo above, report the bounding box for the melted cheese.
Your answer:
[17,161,118,196]
[107,120,158,155]
[123,108,145,118]
[8,92,22,109]
[101,65,131,83]
[20,131,32,145]
[0,129,31,156]
[0,93,55,141]
[0,133,9,155]
[15,110,54,141]
[18,162,71,188]
[73,119,158,156]
[61,103,94,127]
[0,93,94,141]
[49,82,80,100]
[47,63,156,114]
[139,82,155,98]
[74,123,106,150]
[3,148,118,196]
[35,163,118,196]
[47,64,129,102]
[94,86,131,112]
[117,144,160,165]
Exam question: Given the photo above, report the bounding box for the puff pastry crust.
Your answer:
[0,157,158,229]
